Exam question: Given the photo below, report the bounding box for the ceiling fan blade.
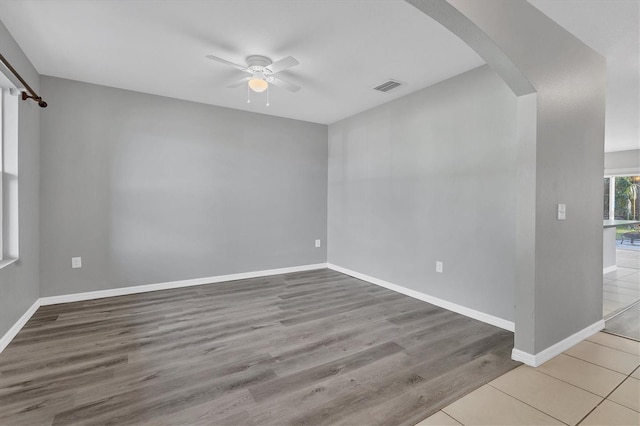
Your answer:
[226,77,251,88]
[206,55,248,71]
[266,56,299,74]
[270,76,301,93]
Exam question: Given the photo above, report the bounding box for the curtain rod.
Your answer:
[0,52,47,108]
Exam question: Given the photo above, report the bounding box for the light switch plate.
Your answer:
[557,203,566,220]
[71,257,82,269]
[315,239,321,248]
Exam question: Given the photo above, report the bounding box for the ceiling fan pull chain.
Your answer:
[247,83,251,103]
[266,85,270,107]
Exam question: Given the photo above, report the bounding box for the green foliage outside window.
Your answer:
[615,176,640,220]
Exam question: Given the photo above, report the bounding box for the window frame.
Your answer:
[0,87,3,260]
[0,81,19,269]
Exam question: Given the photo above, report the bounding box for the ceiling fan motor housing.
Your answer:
[246,55,273,75]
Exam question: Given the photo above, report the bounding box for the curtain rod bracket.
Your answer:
[21,91,47,108]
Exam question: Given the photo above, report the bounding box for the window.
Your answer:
[616,176,640,220]
[605,175,640,221]
[604,177,610,219]
[0,83,19,267]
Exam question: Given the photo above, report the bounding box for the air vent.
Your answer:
[373,79,404,93]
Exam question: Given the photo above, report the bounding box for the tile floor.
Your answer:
[604,249,640,318]
[606,303,640,341]
[417,332,640,426]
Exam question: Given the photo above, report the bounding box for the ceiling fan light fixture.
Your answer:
[248,73,268,93]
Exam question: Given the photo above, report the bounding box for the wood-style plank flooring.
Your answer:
[0,269,519,425]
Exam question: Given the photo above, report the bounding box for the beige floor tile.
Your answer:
[615,280,640,291]
[617,253,640,259]
[604,286,640,297]
[565,340,640,375]
[619,260,640,266]
[632,367,640,380]
[604,301,626,317]
[415,411,462,426]
[587,332,640,356]
[619,259,640,269]
[617,249,640,259]
[604,284,640,297]
[605,268,639,280]
[580,400,640,425]
[604,292,640,305]
[604,298,630,309]
[619,272,640,284]
[609,377,640,412]
[442,385,562,426]
[537,353,626,397]
[489,366,601,425]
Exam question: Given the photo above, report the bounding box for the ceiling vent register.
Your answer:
[372,80,404,92]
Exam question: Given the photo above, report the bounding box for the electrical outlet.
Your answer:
[315,239,321,248]
[71,257,82,269]
[436,261,443,273]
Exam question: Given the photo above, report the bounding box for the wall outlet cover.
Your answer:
[71,257,82,269]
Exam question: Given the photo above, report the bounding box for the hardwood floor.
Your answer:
[0,269,519,425]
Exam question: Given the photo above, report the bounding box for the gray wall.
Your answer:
[439,0,606,354]
[0,20,40,337]
[605,149,640,175]
[40,77,327,297]
[328,65,518,321]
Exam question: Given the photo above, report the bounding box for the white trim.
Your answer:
[326,263,514,332]
[0,299,40,353]
[40,263,328,306]
[603,265,618,274]
[604,168,640,177]
[0,258,17,270]
[608,176,615,221]
[510,348,536,366]
[511,319,605,367]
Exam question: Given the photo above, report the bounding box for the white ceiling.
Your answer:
[0,1,636,152]
[529,0,639,153]
[0,0,485,125]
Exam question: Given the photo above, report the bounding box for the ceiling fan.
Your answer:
[206,54,301,105]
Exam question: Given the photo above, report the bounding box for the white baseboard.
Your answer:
[40,263,328,306]
[327,263,515,332]
[1,263,606,368]
[511,319,605,367]
[603,265,617,274]
[1,263,328,354]
[0,299,41,353]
